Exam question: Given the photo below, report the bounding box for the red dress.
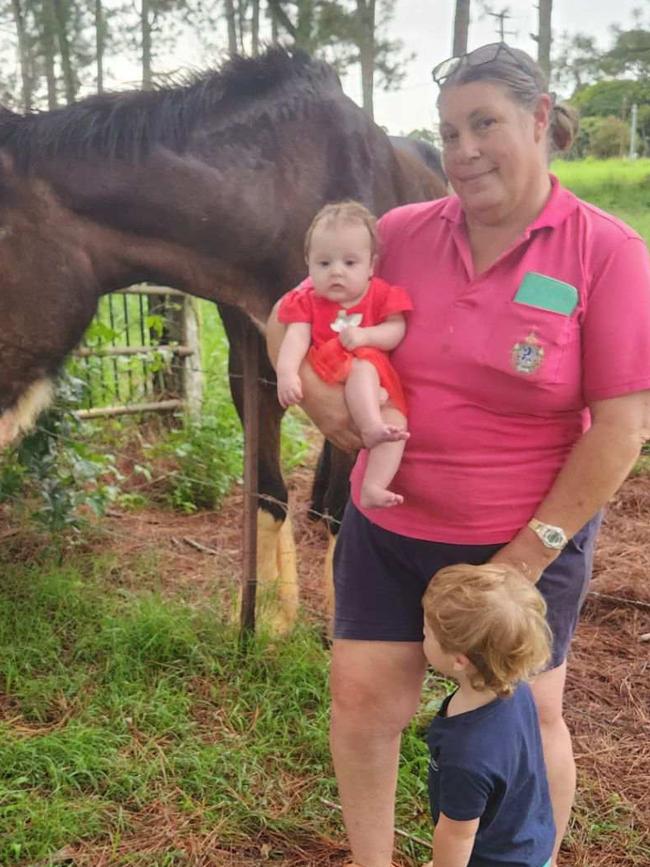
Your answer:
[278,276,413,416]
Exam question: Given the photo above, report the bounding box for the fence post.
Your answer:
[240,318,259,636]
[182,296,203,420]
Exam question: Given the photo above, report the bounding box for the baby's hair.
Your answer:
[422,563,552,698]
[304,200,379,259]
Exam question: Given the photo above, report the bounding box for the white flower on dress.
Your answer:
[330,311,363,332]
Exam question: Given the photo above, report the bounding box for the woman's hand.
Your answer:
[489,526,559,584]
[266,302,363,453]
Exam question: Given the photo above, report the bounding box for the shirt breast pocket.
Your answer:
[480,302,576,387]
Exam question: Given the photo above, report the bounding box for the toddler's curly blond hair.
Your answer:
[422,563,552,698]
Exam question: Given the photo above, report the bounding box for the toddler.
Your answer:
[276,201,411,509]
[422,563,555,867]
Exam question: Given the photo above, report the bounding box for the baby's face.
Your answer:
[307,218,374,308]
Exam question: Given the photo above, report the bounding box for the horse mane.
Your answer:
[0,48,341,170]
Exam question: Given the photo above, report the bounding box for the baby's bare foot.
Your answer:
[361,423,409,449]
[360,484,404,509]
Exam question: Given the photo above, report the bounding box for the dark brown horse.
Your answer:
[0,48,446,628]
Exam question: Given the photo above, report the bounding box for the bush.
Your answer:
[586,116,630,158]
[0,376,120,531]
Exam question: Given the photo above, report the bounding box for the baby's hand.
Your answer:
[277,373,303,408]
[339,326,367,350]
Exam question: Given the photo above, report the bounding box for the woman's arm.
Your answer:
[339,314,407,351]
[276,322,312,408]
[266,301,362,452]
[491,390,650,581]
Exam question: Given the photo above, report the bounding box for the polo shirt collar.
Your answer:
[439,174,578,231]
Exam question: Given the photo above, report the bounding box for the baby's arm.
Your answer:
[339,313,406,352]
[276,322,312,408]
[429,813,479,867]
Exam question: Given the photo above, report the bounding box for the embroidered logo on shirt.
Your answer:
[511,332,544,374]
[330,311,363,332]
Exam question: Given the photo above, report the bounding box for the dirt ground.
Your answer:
[58,461,649,867]
[6,460,648,867]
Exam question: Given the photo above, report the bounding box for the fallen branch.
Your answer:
[181,536,220,556]
[588,590,650,611]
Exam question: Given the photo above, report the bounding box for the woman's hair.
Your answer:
[438,44,579,154]
[304,200,378,259]
[422,563,552,698]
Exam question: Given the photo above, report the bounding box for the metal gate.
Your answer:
[71,285,203,420]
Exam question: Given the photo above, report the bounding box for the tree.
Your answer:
[452,0,470,55]
[10,0,33,109]
[536,0,552,81]
[601,27,650,80]
[552,31,603,93]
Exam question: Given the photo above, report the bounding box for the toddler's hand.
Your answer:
[339,326,367,350]
[277,373,303,408]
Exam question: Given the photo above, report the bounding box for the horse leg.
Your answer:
[310,441,356,618]
[217,303,298,634]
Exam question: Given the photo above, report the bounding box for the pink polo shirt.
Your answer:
[351,176,650,543]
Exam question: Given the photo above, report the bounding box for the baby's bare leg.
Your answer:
[345,359,408,449]
[359,405,407,509]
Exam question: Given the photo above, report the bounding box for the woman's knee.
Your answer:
[330,642,425,733]
[531,661,568,729]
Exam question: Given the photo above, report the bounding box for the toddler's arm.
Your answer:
[339,313,406,351]
[429,813,479,867]
[276,322,312,408]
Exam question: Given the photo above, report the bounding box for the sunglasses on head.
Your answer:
[431,42,530,86]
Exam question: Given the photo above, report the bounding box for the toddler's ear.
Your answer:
[452,653,471,673]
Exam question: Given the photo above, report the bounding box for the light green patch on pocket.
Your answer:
[514,272,578,315]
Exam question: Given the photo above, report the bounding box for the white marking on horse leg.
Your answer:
[0,378,55,449]
[255,509,298,634]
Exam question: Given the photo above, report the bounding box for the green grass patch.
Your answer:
[0,554,439,864]
[552,157,650,243]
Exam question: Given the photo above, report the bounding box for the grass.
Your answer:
[0,553,446,864]
[2,158,649,864]
[552,157,650,243]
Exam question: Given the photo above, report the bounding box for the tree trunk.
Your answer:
[357,0,375,119]
[224,0,238,55]
[141,0,152,89]
[537,0,553,82]
[52,0,75,103]
[452,0,470,56]
[251,0,260,55]
[41,0,58,109]
[269,0,279,44]
[11,0,32,110]
[95,0,104,93]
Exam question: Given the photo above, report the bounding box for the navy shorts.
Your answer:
[333,503,602,669]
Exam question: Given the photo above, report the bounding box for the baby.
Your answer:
[276,201,412,509]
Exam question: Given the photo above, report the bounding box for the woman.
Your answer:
[267,43,650,867]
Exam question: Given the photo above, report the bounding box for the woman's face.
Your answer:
[438,80,550,224]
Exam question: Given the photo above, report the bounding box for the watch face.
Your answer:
[545,529,565,548]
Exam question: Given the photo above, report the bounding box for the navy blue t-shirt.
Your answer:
[427,683,554,867]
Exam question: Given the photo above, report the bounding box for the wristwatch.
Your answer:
[527,519,568,550]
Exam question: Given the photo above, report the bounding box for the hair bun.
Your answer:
[551,103,579,153]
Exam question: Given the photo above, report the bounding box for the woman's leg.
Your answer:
[330,638,427,867]
[530,662,572,867]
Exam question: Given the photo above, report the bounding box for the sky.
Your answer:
[106,0,643,136]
